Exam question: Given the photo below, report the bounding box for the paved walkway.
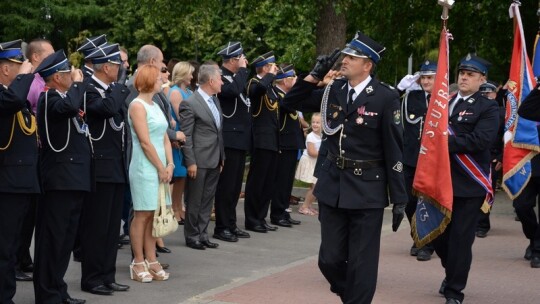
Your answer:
[14,190,538,304]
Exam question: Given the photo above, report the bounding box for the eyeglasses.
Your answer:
[161,67,168,73]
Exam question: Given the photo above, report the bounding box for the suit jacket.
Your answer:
[37,82,93,192]
[248,74,279,151]
[85,76,130,183]
[282,77,407,209]
[519,86,540,122]
[0,74,40,194]
[401,90,429,167]
[179,90,225,169]
[218,66,252,151]
[448,91,500,197]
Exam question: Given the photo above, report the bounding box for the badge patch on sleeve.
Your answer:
[393,161,403,172]
[393,110,401,125]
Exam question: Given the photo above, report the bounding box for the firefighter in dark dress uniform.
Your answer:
[0,39,37,304]
[475,81,504,238]
[243,51,280,233]
[76,34,107,81]
[282,31,408,304]
[213,42,251,242]
[270,64,303,227]
[79,43,131,296]
[435,54,499,304]
[33,50,90,304]
[400,60,437,261]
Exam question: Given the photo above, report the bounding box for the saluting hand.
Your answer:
[19,59,33,74]
[71,67,83,82]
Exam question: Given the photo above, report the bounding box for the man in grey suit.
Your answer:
[180,62,225,250]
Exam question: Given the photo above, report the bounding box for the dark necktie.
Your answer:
[426,93,431,103]
[347,88,355,112]
[449,98,463,115]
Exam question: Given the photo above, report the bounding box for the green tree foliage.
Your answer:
[2,0,538,84]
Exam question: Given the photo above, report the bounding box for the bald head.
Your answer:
[136,45,163,68]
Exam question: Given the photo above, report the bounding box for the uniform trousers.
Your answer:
[34,190,84,304]
[81,182,125,289]
[513,176,540,256]
[433,196,484,302]
[214,148,247,233]
[270,149,298,221]
[244,148,278,228]
[0,193,32,304]
[318,203,384,304]
[16,195,37,270]
[184,167,221,243]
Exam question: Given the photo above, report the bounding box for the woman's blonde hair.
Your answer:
[171,61,195,87]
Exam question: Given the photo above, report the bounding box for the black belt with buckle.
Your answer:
[327,153,384,170]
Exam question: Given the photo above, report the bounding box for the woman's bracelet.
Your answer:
[167,163,175,169]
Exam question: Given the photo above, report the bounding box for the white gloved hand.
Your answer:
[397,72,420,91]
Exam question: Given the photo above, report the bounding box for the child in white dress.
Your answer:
[295,113,322,215]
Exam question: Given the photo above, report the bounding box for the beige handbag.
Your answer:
[152,183,178,238]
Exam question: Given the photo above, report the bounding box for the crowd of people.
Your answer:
[1,28,540,304]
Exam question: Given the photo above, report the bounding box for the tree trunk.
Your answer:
[315,1,347,56]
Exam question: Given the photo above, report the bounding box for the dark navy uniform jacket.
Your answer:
[519,87,540,122]
[401,90,429,167]
[85,77,130,183]
[248,74,279,151]
[448,91,500,197]
[282,77,407,209]
[218,66,252,151]
[0,74,40,194]
[275,86,305,151]
[37,82,92,192]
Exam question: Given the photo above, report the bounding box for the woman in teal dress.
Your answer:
[128,65,172,283]
[167,61,194,223]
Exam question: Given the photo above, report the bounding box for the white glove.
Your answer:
[397,73,420,91]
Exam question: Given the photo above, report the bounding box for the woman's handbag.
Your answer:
[152,183,178,238]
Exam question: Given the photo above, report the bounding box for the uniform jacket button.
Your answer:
[342,134,347,138]
[344,119,348,122]
[341,150,345,154]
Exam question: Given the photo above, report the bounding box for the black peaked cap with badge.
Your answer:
[459,54,491,75]
[77,34,107,57]
[341,31,386,64]
[419,60,437,75]
[252,51,275,68]
[0,39,25,63]
[34,50,71,78]
[217,41,244,59]
[275,64,296,80]
[85,43,122,65]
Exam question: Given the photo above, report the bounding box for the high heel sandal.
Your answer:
[145,260,169,281]
[130,260,153,283]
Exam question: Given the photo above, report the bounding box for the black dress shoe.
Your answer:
[213,230,238,242]
[525,245,532,260]
[82,285,114,295]
[118,234,130,245]
[245,225,268,233]
[446,298,461,304]
[410,244,419,256]
[201,240,219,248]
[262,222,278,231]
[439,279,447,295]
[416,248,432,261]
[271,219,292,227]
[156,245,172,253]
[186,240,206,250]
[63,297,86,304]
[20,263,34,273]
[531,256,540,268]
[232,227,251,238]
[475,230,488,238]
[15,270,32,281]
[286,217,301,225]
[178,218,185,225]
[106,282,130,291]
